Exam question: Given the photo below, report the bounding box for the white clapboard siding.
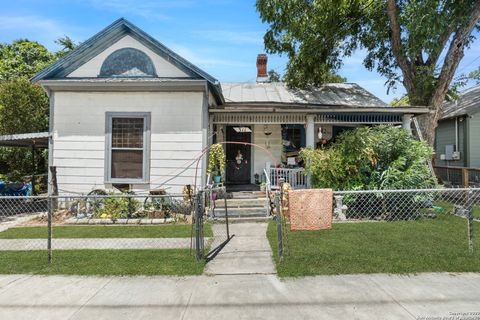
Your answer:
[149,159,198,169]
[150,167,199,177]
[52,90,206,194]
[54,141,105,151]
[150,141,203,151]
[150,150,201,161]
[56,175,105,185]
[54,158,104,168]
[55,167,105,176]
[54,150,105,160]
[149,176,200,188]
[150,133,203,142]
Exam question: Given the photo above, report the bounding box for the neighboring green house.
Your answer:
[435,85,480,168]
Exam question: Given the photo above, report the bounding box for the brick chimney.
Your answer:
[256,54,268,83]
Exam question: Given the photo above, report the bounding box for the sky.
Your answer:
[1,0,479,103]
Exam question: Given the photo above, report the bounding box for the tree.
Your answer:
[55,36,78,58]
[256,0,480,145]
[267,69,281,82]
[0,79,49,178]
[0,36,76,179]
[0,37,77,81]
[0,39,55,81]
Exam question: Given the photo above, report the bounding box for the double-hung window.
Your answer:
[105,112,150,183]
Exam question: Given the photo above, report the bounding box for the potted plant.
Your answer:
[207,144,226,184]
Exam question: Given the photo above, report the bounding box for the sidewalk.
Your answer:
[204,222,276,275]
[0,273,479,320]
[0,238,192,250]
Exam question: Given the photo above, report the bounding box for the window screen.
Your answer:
[111,118,144,179]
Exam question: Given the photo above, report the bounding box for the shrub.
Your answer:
[96,195,140,219]
[300,125,436,191]
[207,144,226,177]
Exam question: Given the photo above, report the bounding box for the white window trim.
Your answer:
[105,112,151,184]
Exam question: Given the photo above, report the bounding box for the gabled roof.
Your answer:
[32,18,223,102]
[442,84,480,119]
[221,82,388,108]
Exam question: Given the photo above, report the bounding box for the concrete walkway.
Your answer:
[204,222,276,275]
[0,273,479,319]
[0,238,193,250]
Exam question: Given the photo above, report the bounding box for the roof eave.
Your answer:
[213,102,429,114]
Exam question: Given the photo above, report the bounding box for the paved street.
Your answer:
[0,272,479,320]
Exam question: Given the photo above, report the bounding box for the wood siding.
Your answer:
[468,115,480,167]
[53,91,204,194]
[435,117,467,167]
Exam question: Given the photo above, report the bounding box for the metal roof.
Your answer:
[442,85,480,119]
[221,82,388,107]
[0,132,49,148]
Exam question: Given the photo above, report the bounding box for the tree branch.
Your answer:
[430,1,480,110]
[425,26,454,67]
[386,0,416,94]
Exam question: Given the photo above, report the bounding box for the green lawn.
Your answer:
[0,224,212,239]
[0,249,204,276]
[268,214,480,277]
[433,201,480,219]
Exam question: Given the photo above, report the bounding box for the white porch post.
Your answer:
[208,114,214,145]
[306,114,315,148]
[305,114,315,188]
[402,114,413,135]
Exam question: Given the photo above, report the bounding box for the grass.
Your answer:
[433,200,480,219]
[0,249,205,276]
[268,214,480,277]
[0,224,212,239]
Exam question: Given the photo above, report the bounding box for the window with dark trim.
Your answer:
[106,113,150,182]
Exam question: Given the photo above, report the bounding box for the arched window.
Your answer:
[99,48,156,77]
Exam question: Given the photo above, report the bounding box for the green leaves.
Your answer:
[207,144,226,176]
[0,39,55,81]
[256,0,480,100]
[0,79,49,177]
[300,125,436,190]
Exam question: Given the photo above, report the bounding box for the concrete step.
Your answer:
[220,216,272,223]
[214,198,266,208]
[229,191,266,199]
[213,207,267,217]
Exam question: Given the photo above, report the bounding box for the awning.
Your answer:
[0,132,50,149]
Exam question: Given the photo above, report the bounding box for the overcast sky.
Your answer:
[1,0,479,103]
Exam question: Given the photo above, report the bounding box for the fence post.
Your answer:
[223,190,230,239]
[462,168,469,188]
[47,196,53,264]
[194,192,204,260]
[49,166,58,210]
[275,193,284,260]
[466,190,474,253]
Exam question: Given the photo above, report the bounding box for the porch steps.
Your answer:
[213,191,270,221]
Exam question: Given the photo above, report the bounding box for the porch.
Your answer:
[210,112,412,190]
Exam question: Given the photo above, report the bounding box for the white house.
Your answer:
[32,18,428,195]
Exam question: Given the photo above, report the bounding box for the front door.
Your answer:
[225,126,251,185]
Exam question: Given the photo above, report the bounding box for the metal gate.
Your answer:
[194,186,232,261]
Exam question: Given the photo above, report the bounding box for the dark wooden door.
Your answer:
[225,126,251,185]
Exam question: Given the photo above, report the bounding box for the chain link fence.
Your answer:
[197,186,232,261]
[274,188,480,261]
[0,193,202,266]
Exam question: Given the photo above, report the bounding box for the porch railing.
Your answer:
[268,166,307,189]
